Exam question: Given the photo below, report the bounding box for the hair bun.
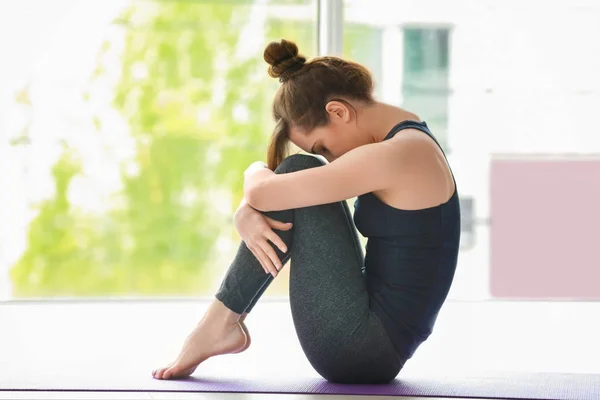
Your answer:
[264,39,306,82]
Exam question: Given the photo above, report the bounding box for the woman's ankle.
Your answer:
[204,299,241,327]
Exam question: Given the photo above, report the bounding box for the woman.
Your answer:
[152,39,460,384]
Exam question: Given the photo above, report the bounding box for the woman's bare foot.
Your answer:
[234,319,251,354]
[152,302,250,380]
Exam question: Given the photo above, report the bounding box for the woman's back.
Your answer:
[353,120,461,360]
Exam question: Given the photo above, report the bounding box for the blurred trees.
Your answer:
[10,0,314,296]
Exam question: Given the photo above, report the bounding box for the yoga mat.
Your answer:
[3,363,600,399]
[148,372,600,399]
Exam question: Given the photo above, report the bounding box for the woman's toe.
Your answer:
[156,367,168,380]
[163,365,178,380]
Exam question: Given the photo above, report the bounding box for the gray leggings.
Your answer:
[216,154,404,384]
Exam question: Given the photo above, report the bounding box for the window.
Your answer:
[402,26,451,150]
[0,0,317,299]
[344,24,384,99]
[4,0,600,305]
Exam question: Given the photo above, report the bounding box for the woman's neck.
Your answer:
[359,102,420,143]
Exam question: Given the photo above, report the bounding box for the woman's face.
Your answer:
[289,101,364,163]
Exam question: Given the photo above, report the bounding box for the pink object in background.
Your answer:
[490,157,600,300]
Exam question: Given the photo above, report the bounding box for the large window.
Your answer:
[3,0,600,303]
[0,0,317,299]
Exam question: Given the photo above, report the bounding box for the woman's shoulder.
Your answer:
[379,128,440,163]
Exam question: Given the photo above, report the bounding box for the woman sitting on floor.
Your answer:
[153,39,461,384]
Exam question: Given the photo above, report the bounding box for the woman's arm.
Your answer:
[244,136,426,212]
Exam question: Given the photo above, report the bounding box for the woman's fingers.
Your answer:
[254,244,276,277]
[265,230,287,254]
[257,241,279,277]
[244,214,289,277]
[265,216,293,231]
[259,239,283,272]
[248,245,268,274]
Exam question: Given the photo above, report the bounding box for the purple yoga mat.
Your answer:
[3,369,600,399]
[146,372,600,399]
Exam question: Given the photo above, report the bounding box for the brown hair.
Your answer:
[263,39,375,169]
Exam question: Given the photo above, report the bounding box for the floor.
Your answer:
[0,393,478,399]
[1,299,599,399]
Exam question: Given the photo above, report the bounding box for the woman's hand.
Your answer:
[234,198,292,277]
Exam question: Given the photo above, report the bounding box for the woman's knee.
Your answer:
[275,154,326,174]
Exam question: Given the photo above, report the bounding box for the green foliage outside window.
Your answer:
[10,1,316,297]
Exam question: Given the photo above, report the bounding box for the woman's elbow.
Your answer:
[244,185,270,211]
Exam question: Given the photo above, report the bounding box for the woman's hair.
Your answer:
[263,39,375,169]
